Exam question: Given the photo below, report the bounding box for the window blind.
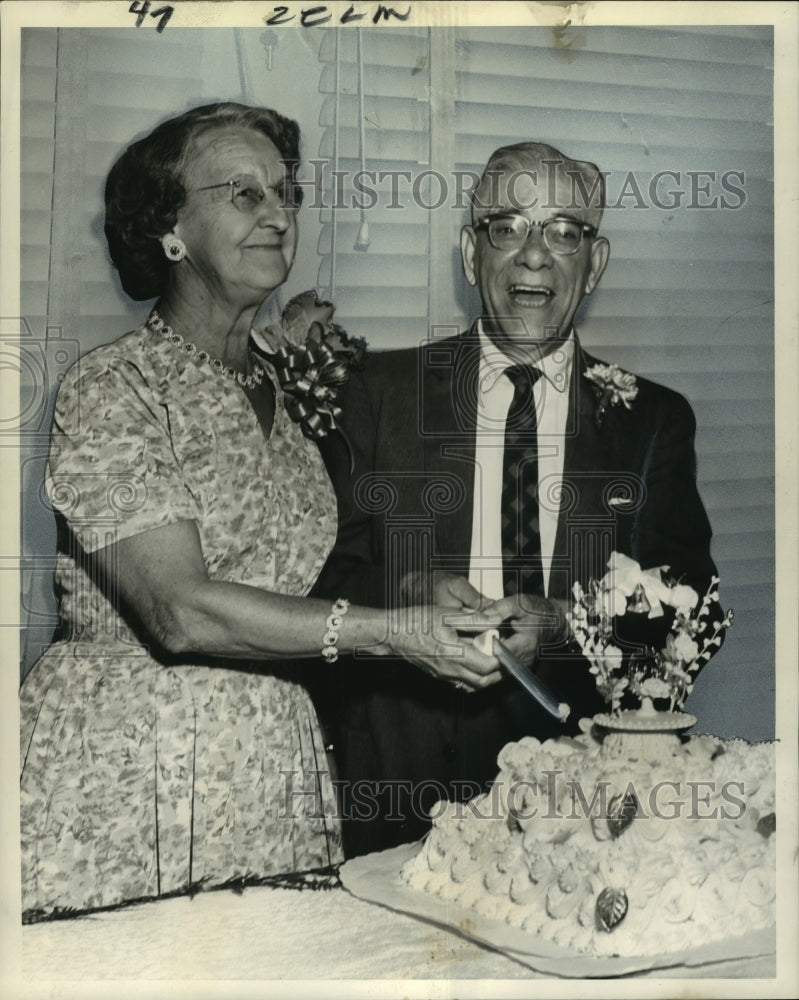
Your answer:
[315,28,433,345]
[19,29,58,672]
[19,28,207,673]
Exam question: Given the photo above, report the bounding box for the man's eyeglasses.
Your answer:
[193,174,299,214]
[474,214,597,255]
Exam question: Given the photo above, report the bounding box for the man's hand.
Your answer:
[482,594,570,668]
[400,570,487,611]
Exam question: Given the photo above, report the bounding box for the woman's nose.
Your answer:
[257,189,293,230]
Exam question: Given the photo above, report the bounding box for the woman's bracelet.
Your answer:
[321,598,350,663]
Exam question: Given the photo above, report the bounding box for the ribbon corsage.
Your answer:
[251,291,367,443]
[583,362,638,427]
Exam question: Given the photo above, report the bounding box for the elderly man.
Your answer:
[313,141,718,856]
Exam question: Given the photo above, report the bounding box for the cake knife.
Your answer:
[492,636,571,722]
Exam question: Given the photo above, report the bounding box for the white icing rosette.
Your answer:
[519,910,547,934]
[546,873,590,919]
[656,875,698,923]
[509,867,540,906]
[423,826,454,873]
[449,843,483,883]
[484,844,522,896]
[496,736,543,778]
[630,865,671,908]
[577,889,598,929]
[630,812,671,844]
[453,869,489,910]
[739,865,776,910]
[695,869,741,922]
[522,845,560,888]
[680,849,713,888]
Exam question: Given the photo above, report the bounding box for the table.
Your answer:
[18,879,776,990]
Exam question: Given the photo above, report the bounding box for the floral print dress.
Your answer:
[19,325,343,920]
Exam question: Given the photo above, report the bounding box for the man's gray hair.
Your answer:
[472,141,606,226]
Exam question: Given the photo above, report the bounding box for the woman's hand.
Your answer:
[374,603,504,691]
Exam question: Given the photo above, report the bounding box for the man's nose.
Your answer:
[512,226,553,267]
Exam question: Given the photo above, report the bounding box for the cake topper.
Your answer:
[567,552,734,713]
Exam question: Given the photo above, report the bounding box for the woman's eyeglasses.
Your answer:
[193,175,299,214]
[474,214,597,255]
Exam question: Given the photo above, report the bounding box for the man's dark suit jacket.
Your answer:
[312,330,718,857]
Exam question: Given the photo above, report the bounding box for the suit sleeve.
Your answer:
[312,363,388,608]
[633,391,718,593]
[630,389,727,669]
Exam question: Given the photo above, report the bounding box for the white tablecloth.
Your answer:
[17,881,776,994]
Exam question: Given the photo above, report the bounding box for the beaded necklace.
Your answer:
[147,308,265,390]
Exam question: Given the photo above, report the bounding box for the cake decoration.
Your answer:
[596,887,628,932]
[566,552,734,713]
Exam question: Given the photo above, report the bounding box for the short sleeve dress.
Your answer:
[19,324,343,920]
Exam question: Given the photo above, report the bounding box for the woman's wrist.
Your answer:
[320,598,350,663]
[328,604,394,659]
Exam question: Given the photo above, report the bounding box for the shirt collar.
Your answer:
[475,320,574,396]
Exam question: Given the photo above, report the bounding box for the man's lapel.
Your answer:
[562,342,611,481]
[420,331,479,564]
[550,342,620,598]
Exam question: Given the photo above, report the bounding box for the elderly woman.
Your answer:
[19,102,502,921]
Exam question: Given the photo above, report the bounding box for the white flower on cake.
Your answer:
[566,553,734,713]
[637,677,671,701]
[671,631,700,664]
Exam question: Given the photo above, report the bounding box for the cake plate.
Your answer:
[340,844,776,979]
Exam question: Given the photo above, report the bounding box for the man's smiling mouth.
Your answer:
[508,284,554,307]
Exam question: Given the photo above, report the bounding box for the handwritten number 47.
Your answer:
[129,1,174,33]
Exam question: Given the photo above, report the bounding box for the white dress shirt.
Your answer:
[468,324,575,600]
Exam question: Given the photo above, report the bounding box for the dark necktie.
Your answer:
[501,364,544,597]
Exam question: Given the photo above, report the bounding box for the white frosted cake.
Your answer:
[399,714,776,958]
[401,559,774,958]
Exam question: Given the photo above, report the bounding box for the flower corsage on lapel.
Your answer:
[251,291,367,441]
[584,362,638,428]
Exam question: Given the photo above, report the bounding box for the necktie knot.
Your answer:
[505,364,542,389]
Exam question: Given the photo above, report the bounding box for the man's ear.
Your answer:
[584,235,610,295]
[460,225,478,287]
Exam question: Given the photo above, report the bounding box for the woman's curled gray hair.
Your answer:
[104,102,302,301]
